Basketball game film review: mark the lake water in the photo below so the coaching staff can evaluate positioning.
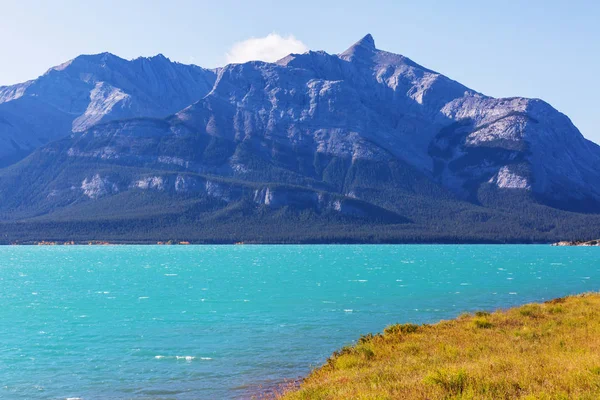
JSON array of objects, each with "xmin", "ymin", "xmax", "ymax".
[{"xmin": 1, "ymin": 245, "xmax": 599, "ymax": 399}]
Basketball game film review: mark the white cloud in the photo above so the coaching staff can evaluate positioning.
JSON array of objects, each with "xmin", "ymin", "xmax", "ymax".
[{"xmin": 225, "ymin": 33, "xmax": 308, "ymax": 64}]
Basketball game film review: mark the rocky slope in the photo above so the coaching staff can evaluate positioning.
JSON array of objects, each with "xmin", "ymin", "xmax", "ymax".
[{"xmin": 0, "ymin": 34, "xmax": 599, "ymax": 243}]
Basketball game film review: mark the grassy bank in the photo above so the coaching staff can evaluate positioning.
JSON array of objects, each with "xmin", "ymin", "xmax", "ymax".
[{"xmin": 279, "ymin": 293, "xmax": 600, "ymax": 400}]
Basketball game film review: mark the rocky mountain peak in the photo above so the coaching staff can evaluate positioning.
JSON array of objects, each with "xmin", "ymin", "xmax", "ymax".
[
  {"xmin": 339, "ymin": 34, "xmax": 377, "ymax": 60},
  {"xmin": 355, "ymin": 33, "xmax": 376, "ymax": 50}
]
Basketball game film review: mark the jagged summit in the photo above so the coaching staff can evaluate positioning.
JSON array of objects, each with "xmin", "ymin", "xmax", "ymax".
[
  {"xmin": 134, "ymin": 53, "xmax": 172, "ymax": 63},
  {"xmin": 44, "ymin": 52, "xmax": 124, "ymax": 74},
  {"xmin": 354, "ymin": 33, "xmax": 376, "ymax": 50},
  {"xmin": 71, "ymin": 51, "xmax": 122, "ymax": 64},
  {"xmin": 339, "ymin": 34, "xmax": 377, "ymax": 60}
]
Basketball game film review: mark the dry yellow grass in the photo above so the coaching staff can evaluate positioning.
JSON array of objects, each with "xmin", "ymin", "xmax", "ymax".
[{"xmin": 279, "ymin": 293, "xmax": 600, "ymax": 400}]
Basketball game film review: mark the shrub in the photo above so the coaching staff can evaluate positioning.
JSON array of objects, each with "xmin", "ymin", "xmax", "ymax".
[
  {"xmin": 357, "ymin": 346, "xmax": 375, "ymax": 360},
  {"xmin": 401, "ymin": 343, "xmax": 421, "ymax": 355},
  {"xmin": 425, "ymin": 369, "xmax": 469, "ymax": 395},
  {"xmin": 384, "ymin": 323, "xmax": 419, "ymax": 335},
  {"xmin": 519, "ymin": 304, "xmax": 543, "ymax": 318},
  {"xmin": 473, "ymin": 319, "xmax": 493, "ymax": 329},
  {"xmin": 548, "ymin": 306, "xmax": 564, "ymax": 314},
  {"xmin": 357, "ymin": 333, "xmax": 381, "ymax": 344}
]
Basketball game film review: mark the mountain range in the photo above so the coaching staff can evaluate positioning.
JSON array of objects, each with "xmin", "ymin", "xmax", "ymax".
[{"xmin": 1, "ymin": 34, "xmax": 599, "ymax": 244}]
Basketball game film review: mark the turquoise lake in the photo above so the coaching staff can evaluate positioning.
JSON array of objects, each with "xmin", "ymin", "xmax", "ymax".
[{"xmin": 1, "ymin": 245, "xmax": 599, "ymax": 399}]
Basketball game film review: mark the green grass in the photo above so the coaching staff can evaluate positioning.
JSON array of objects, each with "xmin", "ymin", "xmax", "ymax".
[{"xmin": 279, "ymin": 293, "xmax": 600, "ymax": 400}]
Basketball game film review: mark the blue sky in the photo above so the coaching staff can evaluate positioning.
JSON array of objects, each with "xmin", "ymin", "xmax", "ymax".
[{"xmin": 1, "ymin": 0, "xmax": 599, "ymax": 142}]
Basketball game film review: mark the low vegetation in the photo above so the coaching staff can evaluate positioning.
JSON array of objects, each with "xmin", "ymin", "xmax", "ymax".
[{"xmin": 279, "ymin": 293, "xmax": 600, "ymax": 400}]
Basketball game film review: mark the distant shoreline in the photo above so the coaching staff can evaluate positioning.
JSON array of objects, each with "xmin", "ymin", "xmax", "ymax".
[
  {"xmin": 552, "ymin": 239, "xmax": 600, "ymax": 246},
  {"xmin": 1, "ymin": 240, "xmax": 569, "ymax": 246}
]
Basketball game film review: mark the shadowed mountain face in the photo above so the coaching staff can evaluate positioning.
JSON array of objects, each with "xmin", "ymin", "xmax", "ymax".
[{"xmin": 1, "ymin": 34, "xmax": 600, "ymax": 243}]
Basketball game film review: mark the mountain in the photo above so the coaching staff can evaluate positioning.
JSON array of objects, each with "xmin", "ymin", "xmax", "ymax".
[
  {"xmin": 0, "ymin": 53, "xmax": 217, "ymax": 166},
  {"xmin": 1, "ymin": 34, "xmax": 600, "ymax": 244}
]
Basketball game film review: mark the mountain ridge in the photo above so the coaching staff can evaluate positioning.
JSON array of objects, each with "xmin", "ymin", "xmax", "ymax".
[
  {"xmin": 0, "ymin": 52, "xmax": 217, "ymax": 166},
  {"xmin": 1, "ymin": 34, "xmax": 599, "ymax": 243}
]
